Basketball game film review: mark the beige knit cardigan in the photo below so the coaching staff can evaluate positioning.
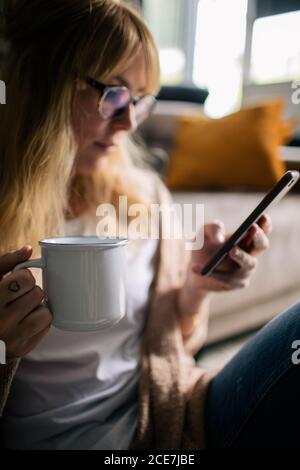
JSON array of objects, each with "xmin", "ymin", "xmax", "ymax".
[{"xmin": 0, "ymin": 175, "xmax": 217, "ymax": 449}]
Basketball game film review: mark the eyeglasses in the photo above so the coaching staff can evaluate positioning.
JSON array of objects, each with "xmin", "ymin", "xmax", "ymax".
[{"xmin": 85, "ymin": 77, "xmax": 156, "ymax": 125}]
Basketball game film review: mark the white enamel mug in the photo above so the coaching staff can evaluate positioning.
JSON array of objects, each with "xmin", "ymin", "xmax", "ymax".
[{"xmin": 13, "ymin": 236, "xmax": 128, "ymax": 332}]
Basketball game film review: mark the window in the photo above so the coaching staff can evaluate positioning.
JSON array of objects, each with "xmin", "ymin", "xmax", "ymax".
[
  {"xmin": 142, "ymin": 0, "xmax": 300, "ymax": 119},
  {"xmin": 193, "ymin": 0, "xmax": 248, "ymax": 117},
  {"xmin": 250, "ymin": 10, "xmax": 300, "ymax": 84},
  {"xmin": 143, "ymin": 0, "xmax": 248, "ymax": 117}
]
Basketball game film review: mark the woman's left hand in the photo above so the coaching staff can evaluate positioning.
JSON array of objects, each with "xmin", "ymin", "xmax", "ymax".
[{"xmin": 187, "ymin": 214, "xmax": 272, "ymax": 294}]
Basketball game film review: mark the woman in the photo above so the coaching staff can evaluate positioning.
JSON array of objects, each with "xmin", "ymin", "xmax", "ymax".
[{"xmin": 0, "ymin": 0, "xmax": 299, "ymax": 450}]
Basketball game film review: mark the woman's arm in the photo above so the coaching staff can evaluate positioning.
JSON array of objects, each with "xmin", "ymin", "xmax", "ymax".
[
  {"xmin": 177, "ymin": 284, "xmax": 212, "ymax": 338},
  {"xmin": 177, "ymin": 286, "xmax": 212, "ymax": 356}
]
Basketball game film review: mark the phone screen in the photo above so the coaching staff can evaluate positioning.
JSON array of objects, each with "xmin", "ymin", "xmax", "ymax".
[{"xmin": 201, "ymin": 170, "xmax": 300, "ymax": 277}]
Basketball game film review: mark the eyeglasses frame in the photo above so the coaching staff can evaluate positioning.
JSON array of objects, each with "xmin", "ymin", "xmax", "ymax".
[{"xmin": 85, "ymin": 76, "xmax": 156, "ymax": 123}]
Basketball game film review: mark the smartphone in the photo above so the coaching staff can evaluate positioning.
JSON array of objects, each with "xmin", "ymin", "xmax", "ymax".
[{"xmin": 201, "ymin": 170, "xmax": 300, "ymax": 277}]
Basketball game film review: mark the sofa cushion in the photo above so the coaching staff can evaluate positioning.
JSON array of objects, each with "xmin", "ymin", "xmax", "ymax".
[
  {"xmin": 166, "ymin": 100, "xmax": 293, "ymax": 191},
  {"xmin": 137, "ymin": 100, "xmax": 205, "ymax": 154}
]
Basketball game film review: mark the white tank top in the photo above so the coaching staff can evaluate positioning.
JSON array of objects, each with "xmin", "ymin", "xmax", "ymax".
[{"xmin": 1, "ymin": 213, "xmax": 158, "ymax": 449}]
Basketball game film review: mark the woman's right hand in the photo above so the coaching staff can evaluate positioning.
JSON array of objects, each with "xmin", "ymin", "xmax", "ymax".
[{"xmin": 0, "ymin": 246, "xmax": 52, "ymax": 361}]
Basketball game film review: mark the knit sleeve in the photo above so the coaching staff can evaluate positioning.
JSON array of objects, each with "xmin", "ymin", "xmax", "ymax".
[{"xmin": 153, "ymin": 174, "xmax": 210, "ymax": 355}]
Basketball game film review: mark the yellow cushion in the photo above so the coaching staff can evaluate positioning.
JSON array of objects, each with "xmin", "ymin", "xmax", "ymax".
[{"xmin": 165, "ymin": 100, "xmax": 293, "ymax": 190}]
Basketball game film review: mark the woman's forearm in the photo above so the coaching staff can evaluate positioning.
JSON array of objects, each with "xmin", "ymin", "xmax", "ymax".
[{"xmin": 177, "ymin": 283, "xmax": 212, "ymax": 338}]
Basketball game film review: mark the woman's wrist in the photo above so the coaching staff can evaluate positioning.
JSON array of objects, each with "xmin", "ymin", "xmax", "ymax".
[{"xmin": 177, "ymin": 283, "xmax": 212, "ymax": 337}]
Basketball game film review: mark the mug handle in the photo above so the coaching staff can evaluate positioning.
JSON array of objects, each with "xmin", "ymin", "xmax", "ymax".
[
  {"xmin": 12, "ymin": 258, "xmax": 48, "ymax": 307},
  {"xmin": 12, "ymin": 258, "xmax": 46, "ymax": 272}
]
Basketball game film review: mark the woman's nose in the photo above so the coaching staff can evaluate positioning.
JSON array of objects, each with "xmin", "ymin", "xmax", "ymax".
[{"xmin": 113, "ymin": 104, "xmax": 138, "ymax": 133}]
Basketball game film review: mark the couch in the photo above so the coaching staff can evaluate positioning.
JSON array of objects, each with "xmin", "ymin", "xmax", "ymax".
[{"xmin": 137, "ymin": 101, "xmax": 300, "ymax": 345}]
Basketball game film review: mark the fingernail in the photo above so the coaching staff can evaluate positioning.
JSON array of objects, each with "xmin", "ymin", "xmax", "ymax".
[
  {"xmin": 217, "ymin": 230, "xmax": 225, "ymax": 243},
  {"xmin": 230, "ymin": 247, "xmax": 237, "ymax": 256},
  {"xmin": 16, "ymin": 246, "xmax": 32, "ymax": 255},
  {"xmin": 8, "ymin": 248, "xmax": 23, "ymax": 255}
]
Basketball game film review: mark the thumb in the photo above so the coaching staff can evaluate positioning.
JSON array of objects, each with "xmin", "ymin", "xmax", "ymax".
[
  {"xmin": 0, "ymin": 246, "xmax": 32, "ymax": 278},
  {"xmin": 204, "ymin": 220, "xmax": 225, "ymax": 244}
]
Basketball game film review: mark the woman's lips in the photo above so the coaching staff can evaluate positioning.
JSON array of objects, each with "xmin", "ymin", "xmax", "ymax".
[{"xmin": 94, "ymin": 142, "xmax": 116, "ymax": 153}]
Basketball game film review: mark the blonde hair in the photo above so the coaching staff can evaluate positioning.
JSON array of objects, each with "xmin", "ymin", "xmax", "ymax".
[{"xmin": 0, "ymin": 0, "xmax": 160, "ymax": 254}]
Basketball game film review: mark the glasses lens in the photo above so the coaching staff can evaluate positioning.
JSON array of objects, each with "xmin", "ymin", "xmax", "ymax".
[
  {"xmin": 101, "ymin": 88, "xmax": 131, "ymax": 119},
  {"xmin": 134, "ymin": 96, "xmax": 156, "ymax": 124}
]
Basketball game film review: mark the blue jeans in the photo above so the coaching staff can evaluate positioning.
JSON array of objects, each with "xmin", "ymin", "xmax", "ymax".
[{"xmin": 204, "ymin": 301, "xmax": 300, "ymax": 449}]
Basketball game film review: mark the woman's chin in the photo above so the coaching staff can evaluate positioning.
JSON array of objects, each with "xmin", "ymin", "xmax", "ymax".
[{"xmin": 74, "ymin": 155, "xmax": 109, "ymax": 175}]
